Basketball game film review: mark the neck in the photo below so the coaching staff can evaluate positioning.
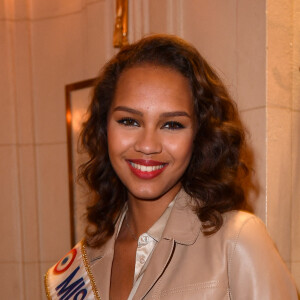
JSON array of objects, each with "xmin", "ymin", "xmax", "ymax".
[{"xmin": 126, "ymin": 185, "xmax": 181, "ymax": 237}]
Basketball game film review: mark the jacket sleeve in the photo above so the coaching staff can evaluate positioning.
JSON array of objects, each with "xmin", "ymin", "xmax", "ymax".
[{"xmin": 228, "ymin": 216, "xmax": 299, "ymax": 300}]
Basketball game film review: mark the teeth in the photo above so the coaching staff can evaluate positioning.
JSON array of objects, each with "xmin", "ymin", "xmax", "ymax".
[{"xmin": 129, "ymin": 162, "xmax": 165, "ymax": 172}]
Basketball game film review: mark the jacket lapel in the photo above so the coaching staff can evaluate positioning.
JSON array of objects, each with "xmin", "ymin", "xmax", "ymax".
[
  {"xmin": 133, "ymin": 189, "xmax": 202, "ymax": 299},
  {"xmin": 132, "ymin": 238, "xmax": 175, "ymax": 300}
]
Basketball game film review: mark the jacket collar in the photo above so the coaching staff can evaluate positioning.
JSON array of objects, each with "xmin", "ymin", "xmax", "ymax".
[
  {"xmin": 87, "ymin": 188, "xmax": 201, "ymax": 255},
  {"xmin": 162, "ymin": 188, "xmax": 202, "ymax": 245}
]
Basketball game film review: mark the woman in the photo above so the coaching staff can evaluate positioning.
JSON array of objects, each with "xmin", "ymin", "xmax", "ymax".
[{"xmin": 45, "ymin": 35, "xmax": 298, "ymax": 299}]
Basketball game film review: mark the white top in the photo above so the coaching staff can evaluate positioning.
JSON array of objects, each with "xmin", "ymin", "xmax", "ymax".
[{"xmin": 116, "ymin": 200, "xmax": 175, "ymax": 300}]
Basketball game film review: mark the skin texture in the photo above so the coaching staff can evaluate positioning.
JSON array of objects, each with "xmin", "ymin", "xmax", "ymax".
[{"xmin": 107, "ymin": 65, "xmax": 196, "ymax": 300}]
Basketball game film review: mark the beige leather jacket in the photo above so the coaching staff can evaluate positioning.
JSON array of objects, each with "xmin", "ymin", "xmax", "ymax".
[{"xmin": 86, "ymin": 189, "xmax": 298, "ymax": 299}]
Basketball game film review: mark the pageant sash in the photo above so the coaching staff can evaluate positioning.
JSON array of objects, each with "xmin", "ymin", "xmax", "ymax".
[{"xmin": 45, "ymin": 240, "xmax": 101, "ymax": 300}]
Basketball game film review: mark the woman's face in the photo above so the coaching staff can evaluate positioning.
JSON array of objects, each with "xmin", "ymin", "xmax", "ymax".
[{"xmin": 107, "ymin": 65, "xmax": 196, "ymax": 202}]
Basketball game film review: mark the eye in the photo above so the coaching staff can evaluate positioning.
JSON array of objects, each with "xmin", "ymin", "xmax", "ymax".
[
  {"xmin": 117, "ymin": 117, "xmax": 139, "ymax": 127},
  {"xmin": 162, "ymin": 121, "xmax": 185, "ymax": 130}
]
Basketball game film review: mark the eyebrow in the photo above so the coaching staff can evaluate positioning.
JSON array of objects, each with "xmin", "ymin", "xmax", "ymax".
[
  {"xmin": 160, "ymin": 111, "xmax": 191, "ymax": 118},
  {"xmin": 113, "ymin": 106, "xmax": 143, "ymax": 116},
  {"xmin": 112, "ymin": 106, "xmax": 191, "ymax": 118}
]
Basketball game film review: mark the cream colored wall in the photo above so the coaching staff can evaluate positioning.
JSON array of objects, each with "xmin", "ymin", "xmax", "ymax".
[
  {"xmin": 0, "ymin": 1, "xmax": 115, "ymax": 298},
  {"xmin": 291, "ymin": 0, "xmax": 300, "ymax": 288},
  {"xmin": 266, "ymin": 0, "xmax": 293, "ymax": 272},
  {"xmin": 266, "ymin": 0, "xmax": 300, "ymax": 288},
  {"xmin": 0, "ymin": 0, "xmax": 299, "ymax": 298}
]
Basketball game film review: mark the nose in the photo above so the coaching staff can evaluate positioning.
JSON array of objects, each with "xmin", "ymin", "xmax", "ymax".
[{"xmin": 134, "ymin": 128, "xmax": 162, "ymax": 154}]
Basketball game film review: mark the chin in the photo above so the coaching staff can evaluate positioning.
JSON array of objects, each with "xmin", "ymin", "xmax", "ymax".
[
  {"xmin": 128, "ymin": 185, "xmax": 167, "ymax": 201},
  {"xmin": 127, "ymin": 181, "xmax": 181, "ymax": 202}
]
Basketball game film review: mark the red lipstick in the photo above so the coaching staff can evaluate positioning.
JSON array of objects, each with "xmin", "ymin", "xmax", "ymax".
[{"xmin": 126, "ymin": 159, "xmax": 168, "ymax": 179}]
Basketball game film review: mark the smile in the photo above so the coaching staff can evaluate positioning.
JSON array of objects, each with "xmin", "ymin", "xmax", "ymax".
[
  {"xmin": 129, "ymin": 162, "xmax": 165, "ymax": 172},
  {"xmin": 126, "ymin": 159, "xmax": 168, "ymax": 179}
]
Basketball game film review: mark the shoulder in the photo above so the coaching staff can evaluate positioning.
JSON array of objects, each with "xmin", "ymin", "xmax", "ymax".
[
  {"xmin": 206, "ymin": 210, "xmax": 287, "ymax": 274},
  {"xmin": 221, "ymin": 210, "xmax": 266, "ymax": 239},
  {"xmin": 199, "ymin": 210, "xmax": 276, "ymax": 263},
  {"xmin": 207, "ymin": 210, "xmax": 268, "ymax": 248},
  {"xmin": 222, "ymin": 210, "xmax": 263, "ymax": 231},
  {"xmin": 219, "ymin": 210, "xmax": 275, "ymax": 257},
  {"xmin": 220, "ymin": 212, "xmax": 298, "ymax": 298}
]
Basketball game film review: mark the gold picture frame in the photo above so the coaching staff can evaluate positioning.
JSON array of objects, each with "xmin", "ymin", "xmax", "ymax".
[{"xmin": 65, "ymin": 78, "xmax": 96, "ymax": 247}]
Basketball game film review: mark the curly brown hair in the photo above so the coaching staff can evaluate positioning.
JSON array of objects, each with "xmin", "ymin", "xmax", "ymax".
[{"xmin": 80, "ymin": 34, "xmax": 248, "ymax": 247}]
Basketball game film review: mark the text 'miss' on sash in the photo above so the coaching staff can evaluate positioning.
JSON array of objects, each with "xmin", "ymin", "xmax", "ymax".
[{"xmin": 45, "ymin": 241, "xmax": 101, "ymax": 300}]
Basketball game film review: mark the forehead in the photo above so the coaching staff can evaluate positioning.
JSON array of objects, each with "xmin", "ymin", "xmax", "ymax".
[{"xmin": 112, "ymin": 65, "xmax": 193, "ymax": 112}]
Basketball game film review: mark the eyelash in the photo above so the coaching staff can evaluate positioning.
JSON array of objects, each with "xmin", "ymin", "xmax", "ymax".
[
  {"xmin": 117, "ymin": 117, "xmax": 139, "ymax": 127},
  {"xmin": 117, "ymin": 118, "xmax": 185, "ymax": 130},
  {"xmin": 163, "ymin": 121, "xmax": 185, "ymax": 130}
]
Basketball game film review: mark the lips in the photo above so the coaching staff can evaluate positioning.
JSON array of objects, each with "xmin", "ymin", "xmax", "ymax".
[{"xmin": 126, "ymin": 159, "xmax": 168, "ymax": 179}]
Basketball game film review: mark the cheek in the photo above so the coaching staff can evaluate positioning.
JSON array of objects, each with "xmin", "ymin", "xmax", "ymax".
[
  {"xmin": 165, "ymin": 133, "xmax": 194, "ymax": 164},
  {"xmin": 107, "ymin": 123, "xmax": 134, "ymax": 157}
]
